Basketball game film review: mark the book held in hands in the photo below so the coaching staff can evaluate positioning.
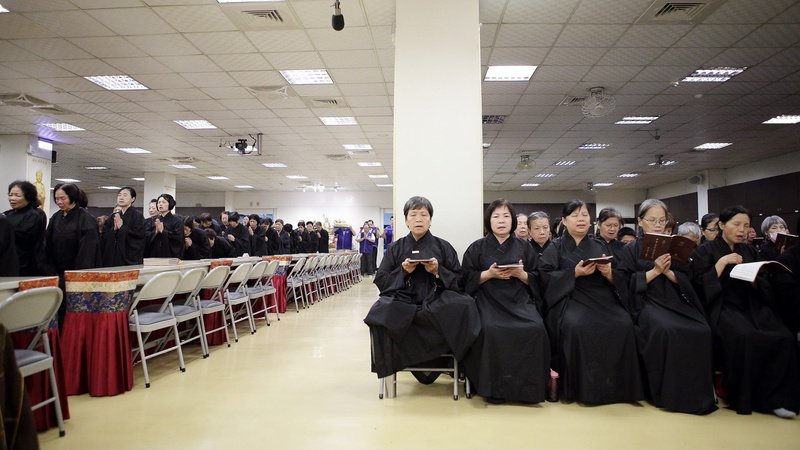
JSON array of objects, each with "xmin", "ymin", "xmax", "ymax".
[
  {"xmin": 639, "ymin": 233, "xmax": 696, "ymax": 264},
  {"xmin": 729, "ymin": 260, "xmax": 792, "ymax": 282},
  {"xmin": 774, "ymin": 232, "xmax": 798, "ymax": 250}
]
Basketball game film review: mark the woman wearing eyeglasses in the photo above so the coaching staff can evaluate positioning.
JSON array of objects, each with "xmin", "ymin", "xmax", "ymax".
[
  {"xmin": 619, "ymin": 199, "xmax": 716, "ymax": 415},
  {"xmin": 594, "ymin": 207, "xmax": 625, "ymax": 259},
  {"xmin": 700, "ymin": 213, "xmax": 719, "ymax": 243}
]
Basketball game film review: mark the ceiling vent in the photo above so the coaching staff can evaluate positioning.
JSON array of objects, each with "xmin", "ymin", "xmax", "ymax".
[
  {"xmin": 247, "ymin": 85, "xmax": 294, "ymax": 99},
  {"xmin": 0, "ymin": 93, "xmax": 73, "ymax": 114},
  {"xmin": 346, "ymin": 149, "xmax": 374, "ymax": 157},
  {"xmin": 324, "ymin": 154, "xmax": 351, "ymax": 161},
  {"xmin": 559, "ymin": 95, "xmax": 587, "ymax": 106},
  {"xmin": 636, "ymin": 1, "xmax": 726, "ymax": 25},
  {"xmin": 482, "ymin": 115, "xmax": 507, "ymax": 124},
  {"xmin": 302, "ymin": 97, "xmax": 346, "ymax": 108},
  {"xmin": 220, "ymin": 4, "xmax": 300, "ymax": 30},
  {"xmin": 161, "ymin": 156, "xmax": 195, "ymax": 164}
]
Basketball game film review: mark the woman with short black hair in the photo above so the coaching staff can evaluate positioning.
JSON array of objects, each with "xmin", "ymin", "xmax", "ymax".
[
  {"xmin": 101, "ymin": 186, "xmax": 146, "ymax": 267},
  {"xmin": 146, "ymin": 193, "xmax": 183, "ymax": 258},
  {"xmin": 5, "ymin": 180, "xmax": 47, "ymax": 275}
]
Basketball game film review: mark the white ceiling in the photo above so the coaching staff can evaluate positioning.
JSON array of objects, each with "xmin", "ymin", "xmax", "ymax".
[{"xmin": 0, "ymin": 0, "xmax": 798, "ymax": 195}]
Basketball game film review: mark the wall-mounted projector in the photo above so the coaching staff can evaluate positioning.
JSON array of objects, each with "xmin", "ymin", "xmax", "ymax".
[{"xmin": 221, "ymin": 133, "xmax": 262, "ymax": 156}]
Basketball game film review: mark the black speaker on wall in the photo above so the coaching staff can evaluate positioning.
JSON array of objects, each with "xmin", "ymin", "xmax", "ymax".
[{"xmin": 51, "ymin": 150, "xmax": 57, "ymax": 164}]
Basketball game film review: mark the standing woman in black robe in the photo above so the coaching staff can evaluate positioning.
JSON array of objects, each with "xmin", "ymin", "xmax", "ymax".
[
  {"xmin": 182, "ymin": 216, "xmax": 212, "ymax": 260},
  {"xmin": 690, "ymin": 205, "xmax": 799, "ymax": 418},
  {"xmin": 45, "ymin": 183, "xmax": 102, "ymax": 326},
  {"xmin": 5, "ymin": 180, "xmax": 47, "ymax": 275},
  {"xmin": 619, "ymin": 199, "xmax": 716, "ymax": 415},
  {"xmin": 0, "ymin": 213, "xmax": 19, "ymax": 276},
  {"xmin": 461, "ymin": 199, "xmax": 550, "ymax": 404},
  {"xmin": 364, "ymin": 196, "xmax": 480, "ymax": 383},
  {"xmin": 594, "ymin": 207, "xmax": 625, "ymax": 259},
  {"xmin": 101, "ymin": 186, "xmax": 146, "ymax": 267},
  {"xmin": 538, "ymin": 199, "xmax": 642, "ymax": 404},
  {"xmin": 146, "ymin": 193, "xmax": 183, "ymax": 259},
  {"xmin": 225, "ymin": 212, "xmax": 251, "ymax": 257},
  {"xmin": 248, "ymin": 214, "xmax": 268, "ymax": 256}
]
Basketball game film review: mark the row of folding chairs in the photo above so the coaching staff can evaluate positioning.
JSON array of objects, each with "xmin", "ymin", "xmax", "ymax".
[{"xmin": 286, "ymin": 253, "xmax": 363, "ymax": 312}]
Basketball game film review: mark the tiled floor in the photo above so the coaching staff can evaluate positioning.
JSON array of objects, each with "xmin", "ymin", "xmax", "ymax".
[{"xmin": 40, "ymin": 279, "xmax": 800, "ymax": 449}]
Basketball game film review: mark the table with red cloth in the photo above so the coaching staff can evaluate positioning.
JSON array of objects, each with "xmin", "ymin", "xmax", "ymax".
[
  {"xmin": 1, "ymin": 276, "xmax": 71, "ymax": 432},
  {"xmin": 265, "ymin": 255, "xmax": 292, "ymax": 313}
]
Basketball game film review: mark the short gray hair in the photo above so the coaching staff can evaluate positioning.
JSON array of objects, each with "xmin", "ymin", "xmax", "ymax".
[
  {"xmin": 761, "ymin": 215, "xmax": 787, "ymax": 235},
  {"xmin": 403, "ymin": 196, "xmax": 433, "ymax": 219},
  {"xmin": 638, "ymin": 198, "xmax": 668, "ymax": 219},
  {"xmin": 677, "ymin": 221, "xmax": 701, "ymax": 237}
]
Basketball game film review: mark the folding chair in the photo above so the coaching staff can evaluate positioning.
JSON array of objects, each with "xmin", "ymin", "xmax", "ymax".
[
  {"xmin": 301, "ymin": 257, "xmax": 319, "ymax": 306},
  {"xmin": 196, "ymin": 265, "xmax": 232, "ymax": 350},
  {"xmin": 243, "ymin": 261, "xmax": 269, "ymax": 331},
  {"xmin": 251, "ymin": 259, "xmax": 280, "ymax": 326},
  {"xmin": 129, "ymin": 271, "xmax": 185, "ymax": 388},
  {"xmin": 223, "ymin": 263, "xmax": 255, "ymax": 342},
  {"xmin": 0, "ymin": 286, "xmax": 66, "ymax": 436},
  {"xmin": 169, "ymin": 268, "xmax": 209, "ymax": 358},
  {"xmin": 286, "ymin": 257, "xmax": 307, "ymax": 312}
]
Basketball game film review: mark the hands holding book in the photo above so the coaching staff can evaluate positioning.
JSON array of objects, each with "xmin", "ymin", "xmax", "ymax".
[
  {"xmin": 482, "ymin": 261, "xmax": 528, "ymax": 285},
  {"xmin": 647, "ymin": 253, "xmax": 678, "ymax": 284},
  {"xmin": 576, "ymin": 255, "xmax": 613, "ymax": 282}
]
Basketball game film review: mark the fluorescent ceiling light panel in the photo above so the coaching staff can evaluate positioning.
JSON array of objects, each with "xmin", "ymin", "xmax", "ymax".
[
  {"xmin": 343, "ymin": 144, "xmax": 372, "ymax": 150},
  {"xmin": 593, "ymin": 183, "xmax": 614, "ymax": 187},
  {"xmin": 85, "ymin": 166, "xmax": 107, "ymax": 170},
  {"xmin": 521, "ymin": 183, "xmax": 540, "ymax": 187},
  {"xmin": 368, "ymin": 174, "xmax": 389, "ymax": 179},
  {"xmin": 280, "ymin": 69, "xmax": 333, "ymax": 85},
  {"xmin": 649, "ymin": 160, "xmax": 677, "ymax": 166},
  {"xmin": 357, "ymin": 162, "xmax": 382, "ymax": 167},
  {"xmin": 286, "ymin": 175, "xmax": 307, "ymax": 179},
  {"xmin": 482, "ymin": 143, "xmax": 491, "ymax": 149},
  {"xmin": 554, "ymin": 161, "xmax": 577, "ymax": 166},
  {"xmin": 234, "ymin": 185, "xmax": 253, "ymax": 189},
  {"xmin": 218, "ymin": 0, "xmax": 283, "ymax": 3},
  {"xmin": 484, "ymin": 65, "xmax": 537, "ymax": 81},
  {"xmin": 174, "ymin": 120, "xmax": 216, "ymax": 129},
  {"xmin": 100, "ymin": 186, "xmax": 122, "ymax": 190},
  {"xmin": 207, "ymin": 176, "xmax": 229, "ymax": 180},
  {"xmin": 375, "ymin": 184, "xmax": 393, "ymax": 187},
  {"xmin": 85, "ymin": 75, "xmax": 148, "ymax": 90},
  {"xmin": 763, "ymin": 115, "xmax": 800, "ymax": 124},
  {"xmin": 117, "ymin": 147, "xmax": 151, "ymax": 154},
  {"xmin": 0, "ymin": 5, "xmax": 10, "ymax": 13},
  {"xmin": 579, "ymin": 143, "xmax": 610, "ymax": 150},
  {"xmin": 682, "ymin": 67, "xmax": 746, "ymax": 83},
  {"xmin": 616, "ymin": 116, "xmax": 659, "ymax": 125},
  {"xmin": 694, "ymin": 142, "xmax": 732, "ymax": 150},
  {"xmin": 618, "ymin": 173, "xmax": 639, "ymax": 178},
  {"xmin": 262, "ymin": 163, "xmax": 288, "ymax": 168},
  {"xmin": 170, "ymin": 164, "xmax": 196, "ymax": 169},
  {"xmin": 56, "ymin": 178, "xmax": 80, "ymax": 183},
  {"xmin": 132, "ymin": 177, "xmax": 145, "ymax": 181},
  {"xmin": 320, "ymin": 117, "xmax": 357, "ymax": 126},
  {"xmin": 42, "ymin": 123, "xmax": 84, "ymax": 131},
  {"xmin": 535, "ymin": 173, "xmax": 556, "ymax": 178}
]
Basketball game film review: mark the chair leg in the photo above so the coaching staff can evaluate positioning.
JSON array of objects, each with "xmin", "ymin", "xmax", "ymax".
[
  {"xmin": 173, "ymin": 322, "xmax": 186, "ymax": 372},
  {"xmin": 135, "ymin": 328, "xmax": 151, "ymax": 388},
  {"xmin": 245, "ymin": 299, "xmax": 256, "ymax": 334},
  {"xmin": 227, "ymin": 303, "xmax": 240, "ymax": 342},
  {"xmin": 47, "ymin": 365, "xmax": 66, "ymax": 436},
  {"xmin": 196, "ymin": 315, "xmax": 209, "ymax": 358}
]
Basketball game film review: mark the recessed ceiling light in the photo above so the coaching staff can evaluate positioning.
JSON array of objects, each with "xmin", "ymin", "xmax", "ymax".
[
  {"xmin": 343, "ymin": 144, "xmax": 372, "ymax": 150},
  {"xmin": 763, "ymin": 115, "xmax": 800, "ymax": 124},
  {"xmin": 616, "ymin": 116, "xmax": 659, "ymax": 125},
  {"xmin": 554, "ymin": 160, "xmax": 577, "ymax": 166},
  {"xmin": 375, "ymin": 184, "xmax": 393, "ymax": 188},
  {"xmin": 117, "ymin": 147, "xmax": 151, "ymax": 154},
  {"xmin": 0, "ymin": 5, "xmax": 9, "ymax": 13},
  {"xmin": 262, "ymin": 162, "xmax": 288, "ymax": 168},
  {"xmin": 618, "ymin": 173, "xmax": 639, "ymax": 178},
  {"xmin": 535, "ymin": 173, "xmax": 556, "ymax": 178},
  {"xmin": 132, "ymin": 177, "xmax": 145, "ymax": 181},
  {"xmin": 85, "ymin": 75, "xmax": 149, "ymax": 90},
  {"xmin": 320, "ymin": 117, "xmax": 357, "ymax": 126},
  {"xmin": 286, "ymin": 175, "xmax": 308, "ymax": 179},
  {"xmin": 100, "ymin": 186, "xmax": 122, "ymax": 190},
  {"xmin": 38, "ymin": 139, "xmax": 53, "ymax": 151},
  {"xmin": 521, "ymin": 183, "xmax": 540, "ymax": 187},
  {"xmin": 369, "ymin": 174, "xmax": 389, "ymax": 179},
  {"xmin": 649, "ymin": 160, "xmax": 677, "ymax": 166},
  {"xmin": 482, "ymin": 143, "xmax": 491, "ymax": 149},
  {"xmin": 234, "ymin": 185, "xmax": 253, "ymax": 189},
  {"xmin": 484, "ymin": 65, "xmax": 537, "ymax": 82},
  {"xmin": 593, "ymin": 183, "xmax": 614, "ymax": 187},
  {"xmin": 174, "ymin": 120, "xmax": 216, "ymax": 129},
  {"xmin": 85, "ymin": 166, "xmax": 107, "ymax": 170},
  {"xmin": 357, "ymin": 162, "xmax": 382, "ymax": 167},
  {"xmin": 207, "ymin": 176, "xmax": 229, "ymax": 180},
  {"xmin": 681, "ymin": 67, "xmax": 746, "ymax": 83},
  {"xmin": 279, "ymin": 69, "xmax": 333, "ymax": 85},
  {"xmin": 694, "ymin": 142, "xmax": 732, "ymax": 150},
  {"xmin": 170, "ymin": 164, "xmax": 196, "ymax": 169},
  {"xmin": 56, "ymin": 178, "xmax": 80, "ymax": 183},
  {"xmin": 42, "ymin": 123, "xmax": 85, "ymax": 131},
  {"xmin": 579, "ymin": 143, "xmax": 610, "ymax": 150}
]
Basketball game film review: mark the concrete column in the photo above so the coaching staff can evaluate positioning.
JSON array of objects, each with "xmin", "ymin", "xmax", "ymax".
[
  {"xmin": 144, "ymin": 172, "xmax": 176, "ymax": 214},
  {"xmin": 393, "ymin": 0, "xmax": 483, "ymax": 257},
  {"xmin": 0, "ymin": 135, "xmax": 53, "ymax": 217}
]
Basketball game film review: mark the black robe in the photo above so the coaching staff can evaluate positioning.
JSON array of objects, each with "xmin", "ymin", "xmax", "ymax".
[
  {"xmin": 774, "ymin": 241, "xmax": 800, "ymax": 336},
  {"xmin": 225, "ymin": 223, "xmax": 251, "ymax": 257},
  {"xmin": 278, "ymin": 230, "xmax": 291, "ymax": 254},
  {"xmin": 318, "ymin": 229, "xmax": 330, "ymax": 253},
  {"xmin": 249, "ymin": 225, "xmax": 268, "ymax": 257},
  {"xmin": 0, "ymin": 214, "xmax": 19, "ymax": 276},
  {"xmin": 146, "ymin": 212, "xmax": 184, "ymax": 259},
  {"xmin": 3, "ymin": 204, "xmax": 46, "ymax": 276},
  {"xmin": 305, "ymin": 229, "xmax": 319, "ymax": 253},
  {"xmin": 183, "ymin": 227, "xmax": 212, "ymax": 260},
  {"xmin": 45, "ymin": 206, "xmax": 101, "ymax": 275},
  {"xmin": 290, "ymin": 230, "xmax": 303, "ymax": 254},
  {"xmin": 619, "ymin": 238, "xmax": 716, "ymax": 414},
  {"xmin": 265, "ymin": 227, "xmax": 282, "ymax": 255},
  {"xmin": 758, "ymin": 239, "xmax": 781, "ymax": 261},
  {"xmin": 538, "ymin": 233, "xmax": 642, "ymax": 404},
  {"xmin": 461, "ymin": 234, "xmax": 550, "ymax": 403},
  {"xmin": 364, "ymin": 230, "xmax": 480, "ymax": 379},
  {"xmin": 210, "ymin": 236, "xmax": 235, "ymax": 258},
  {"xmin": 100, "ymin": 207, "xmax": 146, "ymax": 267},
  {"xmin": 690, "ymin": 236, "xmax": 800, "ymax": 415},
  {"xmin": 531, "ymin": 239, "xmax": 551, "ymax": 257},
  {"xmin": 595, "ymin": 236, "xmax": 626, "ymax": 260}
]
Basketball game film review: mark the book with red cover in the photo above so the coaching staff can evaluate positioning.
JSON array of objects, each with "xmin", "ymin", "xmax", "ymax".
[
  {"xmin": 639, "ymin": 233, "xmax": 696, "ymax": 264},
  {"xmin": 774, "ymin": 232, "xmax": 798, "ymax": 250}
]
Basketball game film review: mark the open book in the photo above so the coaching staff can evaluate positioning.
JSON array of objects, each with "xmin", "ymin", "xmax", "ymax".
[
  {"xmin": 583, "ymin": 256, "xmax": 613, "ymax": 265},
  {"xmin": 639, "ymin": 233, "xmax": 696, "ymax": 264},
  {"xmin": 729, "ymin": 260, "xmax": 792, "ymax": 282},
  {"xmin": 774, "ymin": 232, "xmax": 799, "ymax": 250}
]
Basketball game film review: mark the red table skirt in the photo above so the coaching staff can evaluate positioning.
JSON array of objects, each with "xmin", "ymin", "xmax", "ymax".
[
  {"xmin": 270, "ymin": 275, "xmax": 287, "ymax": 313},
  {"xmin": 61, "ymin": 311, "xmax": 134, "ymax": 396},
  {"xmin": 11, "ymin": 328, "xmax": 71, "ymax": 432}
]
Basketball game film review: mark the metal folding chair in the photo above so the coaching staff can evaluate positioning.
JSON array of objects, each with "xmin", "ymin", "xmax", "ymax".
[{"xmin": 251, "ymin": 259, "xmax": 280, "ymax": 325}]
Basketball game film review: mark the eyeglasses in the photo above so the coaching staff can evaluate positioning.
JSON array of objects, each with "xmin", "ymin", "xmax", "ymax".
[
  {"xmin": 642, "ymin": 217, "xmax": 667, "ymax": 225},
  {"xmin": 705, "ymin": 228, "xmax": 719, "ymax": 233}
]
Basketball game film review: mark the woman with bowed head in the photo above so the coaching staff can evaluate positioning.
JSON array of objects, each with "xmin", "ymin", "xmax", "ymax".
[
  {"xmin": 538, "ymin": 199, "xmax": 642, "ymax": 404},
  {"xmin": 690, "ymin": 205, "xmax": 799, "ymax": 418},
  {"xmin": 145, "ymin": 193, "xmax": 183, "ymax": 259},
  {"xmin": 619, "ymin": 199, "xmax": 716, "ymax": 415},
  {"xmin": 461, "ymin": 199, "xmax": 549, "ymax": 405},
  {"xmin": 101, "ymin": 186, "xmax": 146, "ymax": 267},
  {"xmin": 5, "ymin": 180, "xmax": 47, "ymax": 275},
  {"xmin": 700, "ymin": 213, "xmax": 719, "ymax": 243},
  {"xmin": 364, "ymin": 196, "xmax": 480, "ymax": 384},
  {"xmin": 182, "ymin": 216, "xmax": 212, "ymax": 260}
]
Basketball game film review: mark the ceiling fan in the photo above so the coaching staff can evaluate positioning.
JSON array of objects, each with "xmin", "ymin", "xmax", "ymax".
[
  {"xmin": 516, "ymin": 155, "xmax": 535, "ymax": 170},
  {"xmin": 583, "ymin": 182, "xmax": 597, "ymax": 195},
  {"xmin": 581, "ymin": 87, "xmax": 616, "ymax": 118}
]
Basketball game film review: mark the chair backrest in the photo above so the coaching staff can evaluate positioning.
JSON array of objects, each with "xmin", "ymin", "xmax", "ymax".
[
  {"xmin": 263, "ymin": 259, "xmax": 279, "ymax": 278},
  {"xmin": 248, "ymin": 261, "xmax": 269, "ymax": 284},
  {"xmin": 131, "ymin": 271, "xmax": 182, "ymax": 312},
  {"xmin": 291, "ymin": 258, "xmax": 306, "ymax": 278},
  {"xmin": 0, "ymin": 287, "xmax": 62, "ymax": 337},
  {"xmin": 304, "ymin": 257, "xmax": 318, "ymax": 273},
  {"xmin": 224, "ymin": 263, "xmax": 253, "ymax": 292},
  {"xmin": 199, "ymin": 265, "xmax": 231, "ymax": 302},
  {"xmin": 174, "ymin": 268, "xmax": 207, "ymax": 305}
]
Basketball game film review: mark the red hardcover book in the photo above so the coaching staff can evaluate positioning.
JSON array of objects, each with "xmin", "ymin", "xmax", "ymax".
[{"xmin": 639, "ymin": 233, "xmax": 696, "ymax": 264}]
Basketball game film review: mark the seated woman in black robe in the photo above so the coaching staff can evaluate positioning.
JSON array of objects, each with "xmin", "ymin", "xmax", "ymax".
[
  {"xmin": 538, "ymin": 199, "xmax": 642, "ymax": 404},
  {"xmin": 364, "ymin": 196, "xmax": 480, "ymax": 383},
  {"xmin": 619, "ymin": 199, "xmax": 716, "ymax": 415},
  {"xmin": 5, "ymin": 180, "xmax": 47, "ymax": 275},
  {"xmin": 183, "ymin": 216, "xmax": 212, "ymax": 260},
  {"xmin": 145, "ymin": 193, "xmax": 183, "ymax": 259},
  {"xmin": 101, "ymin": 186, "xmax": 146, "ymax": 267},
  {"xmin": 528, "ymin": 211, "xmax": 551, "ymax": 256},
  {"xmin": 690, "ymin": 205, "xmax": 799, "ymax": 418},
  {"xmin": 206, "ymin": 228, "xmax": 235, "ymax": 258},
  {"xmin": 758, "ymin": 215, "xmax": 790, "ymax": 261},
  {"xmin": 461, "ymin": 199, "xmax": 549, "ymax": 404},
  {"xmin": 594, "ymin": 207, "xmax": 625, "ymax": 259}
]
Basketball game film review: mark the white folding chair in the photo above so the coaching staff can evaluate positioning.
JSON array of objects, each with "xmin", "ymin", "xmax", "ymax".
[
  {"xmin": 302, "ymin": 257, "xmax": 319, "ymax": 306},
  {"xmin": 223, "ymin": 263, "xmax": 255, "ymax": 342},
  {"xmin": 244, "ymin": 261, "xmax": 269, "ymax": 330},
  {"xmin": 251, "ymin": 259, "xmax": 280, "ymax": 325},
  {"xmin": 196, "ymin": 265, "xmax": 232, "ymax": 350},
  {"xmin": 129, "ymin": 271, "xmax": 185, "ymax": 388},
  {"xmin": 0, "ymin": 286, "xmax": 66, "ymax": 436},
  {"xmin": 169, "ymin": 268, "xmax": 209, "ymax": 358},
  {"xmin": 286, "ymin": 257, "xmax": 307, "ymax": 312},
  {"xmin": 316, "ymin": 255, "xmax": 331, "ymax": 299}
]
